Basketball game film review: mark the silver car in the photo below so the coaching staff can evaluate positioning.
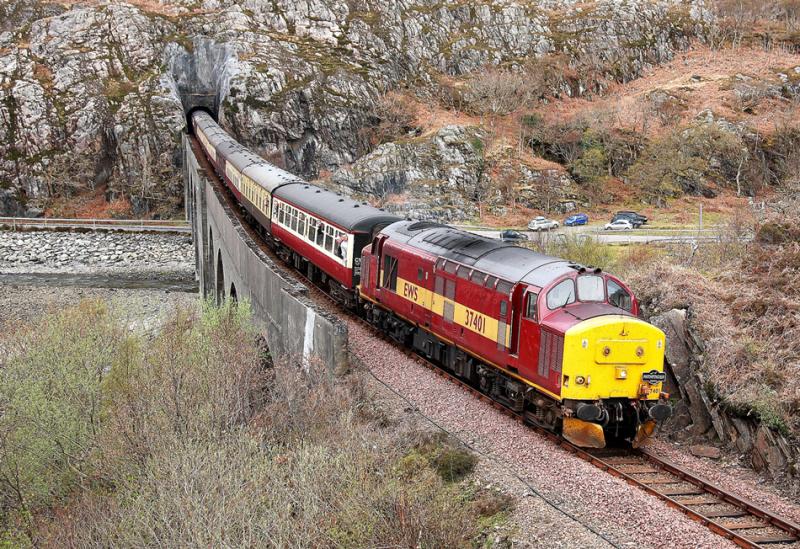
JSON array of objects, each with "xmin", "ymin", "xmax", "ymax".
[{"xmin": 527, "ymin": 216, "xmax": 559, "ymax": 231}]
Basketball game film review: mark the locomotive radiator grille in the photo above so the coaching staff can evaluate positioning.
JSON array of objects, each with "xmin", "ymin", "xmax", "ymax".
[{"xmin": 538, "ymin": 330, "xmax": 564, "ymax": 379}]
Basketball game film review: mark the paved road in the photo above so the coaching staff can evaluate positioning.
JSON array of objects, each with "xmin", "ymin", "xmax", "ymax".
[{"xmin": 460, "ymin": 227, "xmax": 720, "ymax": 245}]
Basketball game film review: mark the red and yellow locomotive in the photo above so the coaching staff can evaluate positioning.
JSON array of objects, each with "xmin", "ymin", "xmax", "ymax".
[
  {"xmin": 358, "ymin": 221, "xmax": 671, "ymax": 447},
  {"xmin": 192, "ymin": 110, "xmax": 671, "ymax": 448}
]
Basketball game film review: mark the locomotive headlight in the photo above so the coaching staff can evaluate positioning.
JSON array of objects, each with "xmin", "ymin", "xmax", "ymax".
[
  {"xmin": 575, "ymin": 376, "xmax": 586, "ymax": 385},
  {"xmin": 615, "ymin": 367, "xmax": 627, "ymax": 380}
]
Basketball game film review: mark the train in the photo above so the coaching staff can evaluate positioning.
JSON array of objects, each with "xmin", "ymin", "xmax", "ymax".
[{"xmin": 191, "ymin": 110, "xmax": 672, "ymax": 448}]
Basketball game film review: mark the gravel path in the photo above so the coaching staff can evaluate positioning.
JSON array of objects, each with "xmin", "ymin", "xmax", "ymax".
[{"xmin": 348, "ymin": 317, "xmax": 737, "ymax": 549}]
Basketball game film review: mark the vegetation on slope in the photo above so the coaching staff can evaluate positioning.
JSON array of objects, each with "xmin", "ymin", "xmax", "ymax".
[{"xmin": 0, "ymin": 300, "xmax": 509, "ymax": 547}]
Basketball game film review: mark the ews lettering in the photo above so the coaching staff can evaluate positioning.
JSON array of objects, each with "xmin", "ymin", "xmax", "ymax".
[
  {"xmin": 403, "ymin": 282, "xmax": 419, "ymax": 302},
  {"xmin": 464, "ymin": 309, "xmax": 486, "ymax": 334}
]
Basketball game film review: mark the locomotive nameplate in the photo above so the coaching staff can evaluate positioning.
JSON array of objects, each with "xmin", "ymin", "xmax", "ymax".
[{"xmin": 641, "ymin": 370, "xmax": 666, "ymax": 383}]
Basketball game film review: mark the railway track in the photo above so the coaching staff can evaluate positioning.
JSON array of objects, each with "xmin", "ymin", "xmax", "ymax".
[{"xmin": 203, "ymin": 137, "xmax": 800, "ymax": 549}]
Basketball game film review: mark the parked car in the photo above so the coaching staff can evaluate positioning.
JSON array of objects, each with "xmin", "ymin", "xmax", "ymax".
[
  {"xmin": 527, "ymin": 216, "xmax": 559, "ymax": 231},
  {"xmin": 612, "ymin": 210, "xmax": 647, "ymax": 227},
  {"xmin": 500, "ymin": 229, "xmax": 528, "ymax": 242},
  {"xmin": 604, "ymin": 219, "xmax": 634, "ymax": 231},
  {"xmin": 564, "ymin": 213, "xmax": 589, "ymax": 226}
]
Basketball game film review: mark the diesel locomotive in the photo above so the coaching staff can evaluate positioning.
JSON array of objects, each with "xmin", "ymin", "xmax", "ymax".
[{"xmin": 192, "ymin": 110, "xmax": 672, "ymax": 448}]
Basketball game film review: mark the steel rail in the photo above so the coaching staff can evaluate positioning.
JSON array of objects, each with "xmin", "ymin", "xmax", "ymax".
[{"xmin": 199, "ymin": 136, "xmax": 799, "ymax": 549}]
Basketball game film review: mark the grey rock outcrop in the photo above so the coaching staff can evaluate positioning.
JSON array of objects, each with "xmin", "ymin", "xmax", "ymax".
[
  {"xmin": 331, "ymin": 125, "xmax": 580, "ymax": 221},
  {"xmin": 331, "ymin": 125, "xmax": 491, "ymax": 220}
]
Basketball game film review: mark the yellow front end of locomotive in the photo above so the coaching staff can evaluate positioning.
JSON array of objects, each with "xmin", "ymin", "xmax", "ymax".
[{"xmin": 560, "ymin": 315, "xmax": 666, "ymax": 401}]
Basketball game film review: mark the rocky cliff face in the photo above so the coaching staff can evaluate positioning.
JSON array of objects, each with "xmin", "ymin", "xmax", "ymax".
[
  {"xmin": 653, "ymin": 308, "xmax": 798, "ymax": 495},
  {"xmin": 0, "ymin": 0, "xmax": 711, "ymax": 217}
]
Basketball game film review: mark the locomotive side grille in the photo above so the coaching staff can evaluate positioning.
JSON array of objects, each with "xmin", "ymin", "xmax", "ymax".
[
  {"xmin": 538, "ymin": 330, "xmax": 564, "ymax": 378},
  {"xmin": 497, "ymin": 320, "xmax": 507, "ymax": 350}
]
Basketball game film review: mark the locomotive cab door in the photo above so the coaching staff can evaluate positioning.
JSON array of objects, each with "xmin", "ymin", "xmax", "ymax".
[
  {"xmin": 373, "ymin": 235, "xmax": 389, "ymax": 301},
  {"xmin": 517, "ymin": 289, "xmax": 542, "ymax": 383}
]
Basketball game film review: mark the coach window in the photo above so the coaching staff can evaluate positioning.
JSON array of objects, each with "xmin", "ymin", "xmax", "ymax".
[
  {"xmin": 308, "ymin": 218, "xmax": 317, "ymax": 240},
  {"xmin": 298, "ymin": 212, "xmax": 306, "ymax": 236},
  {"xmin": 524, "ymin": 293, "xmax": 538, "ymax": 320},
  {"xmin": 316, "ymin": 223, "xmax": 325, "ymax": 246},
  {"xmin": 290, "ymin": 209, "xmax": 298, "ymax": 232},
  {"xmin": 608, "ymin": 279, "xmax": 633, "ymax": 312},
  {"xmin": 547, "ymin": 279, "xmax": 576, "ymax": 310},
  {"xmin": 325, "ymin": 226, "xmax": 334, "ymax": 252}
]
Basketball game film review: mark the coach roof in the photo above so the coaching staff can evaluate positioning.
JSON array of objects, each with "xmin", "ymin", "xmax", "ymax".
[
  {"xmin": 273, "ymin": 183, "xmax": 401, "ymax": 232},
  {"xmin": 382, "ymin": 220, "xmax": 574, "ymax": 287}
]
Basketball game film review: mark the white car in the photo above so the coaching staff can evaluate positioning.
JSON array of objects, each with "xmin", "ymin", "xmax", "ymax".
[
  {"xmin": 604, "ymin": 219, "xmax": 634, "ymax": 231},
  {"xmin": 527, "ymin": 216, "xmax": 559, "ymax": 231}
]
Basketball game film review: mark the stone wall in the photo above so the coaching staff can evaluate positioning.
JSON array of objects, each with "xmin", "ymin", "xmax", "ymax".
[{"xmin": 184, "ymin": 134, "xmax": 348, "ymax": 371}]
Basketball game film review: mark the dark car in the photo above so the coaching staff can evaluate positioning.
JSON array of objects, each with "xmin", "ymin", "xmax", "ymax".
[
  {"xmin": 612, "ymin": 211, "xmax": 647, "ymax": 228},
  {"xmin": 500, "ymin": 229, "xmax": 528, "ymax": 242},
  {"xmin": 564, "ymin": 213, "xmax": 589, "ymax": 226}
]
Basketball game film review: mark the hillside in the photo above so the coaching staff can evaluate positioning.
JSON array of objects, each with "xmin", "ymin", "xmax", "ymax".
[{"xmin": 1, "ymin": 0, "xmax": 712, "ymax": 217}]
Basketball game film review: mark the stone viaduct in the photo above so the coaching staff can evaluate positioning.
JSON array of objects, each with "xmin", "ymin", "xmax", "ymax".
[{"xmin": 183, "ymin": 133, "xmax": 348, "ymax": 371}]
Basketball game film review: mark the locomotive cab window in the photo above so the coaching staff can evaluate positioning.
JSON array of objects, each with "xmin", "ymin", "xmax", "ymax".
[
  {"xmin": 608, "ymin": 279, "xmax": 633, "ymax": 312},
  {"xmin": 382, "ymin": 255, "xmax": 398, "ymax": 291},
  {"xmin": 547, "ymin": 279, "xmax": 575, "ymax": 310},
  {"xmin": 524, "ymin": 293, "xmax": 538, "ymax": 320},
  {"xmin": 577, "ymin": 275, "xmax": 605, "ymax": 302}
]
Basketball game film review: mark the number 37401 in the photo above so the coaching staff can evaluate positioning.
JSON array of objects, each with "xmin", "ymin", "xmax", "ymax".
[{"xmin": 464, "ymin": 309, "xmax": 486, "ymax": 334}]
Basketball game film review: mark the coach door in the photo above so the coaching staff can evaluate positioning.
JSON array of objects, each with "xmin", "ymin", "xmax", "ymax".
[{"xmin": 517, "ymin": 289, "xmax": 542, "ymax": 382}]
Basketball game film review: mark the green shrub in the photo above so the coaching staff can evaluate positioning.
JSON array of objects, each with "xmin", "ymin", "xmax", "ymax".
[
  {"xmin": 0, "ymin": 300, "xmax": 127, "ymax": 521},
  {"xmin": 2, "ymin": 299, "xmax": 494, "ymax": 547},
  {"xmin": 628, "ymin": 123, "xmax": 750, "ymax": 204}
]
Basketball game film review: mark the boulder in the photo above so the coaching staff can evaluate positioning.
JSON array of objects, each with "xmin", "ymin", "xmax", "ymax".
[{"xmin": 689, "ymin": 444, "xmax": 721, "ymax": 459}]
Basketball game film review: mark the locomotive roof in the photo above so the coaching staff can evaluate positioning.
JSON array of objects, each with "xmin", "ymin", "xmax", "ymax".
[
  {"xmin": 383, "ymin": 220, "xmax": 574, "ymax": 287},
  {"xmin": 273, "ymin": 184, "xmax": 401, "ymax": 233}
]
